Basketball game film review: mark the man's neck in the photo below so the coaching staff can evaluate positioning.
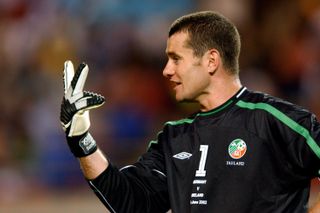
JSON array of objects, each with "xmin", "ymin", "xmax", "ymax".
[{"xmin": 198, "ymin": 77, "xmax": 242, "ymax": 112}]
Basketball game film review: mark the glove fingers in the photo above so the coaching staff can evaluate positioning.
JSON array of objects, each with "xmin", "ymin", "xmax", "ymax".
[
  {"xmin": 84, "ymin": 91, "xmax": 105, "ymax": 106},
  {"xmin": 72, "ymin": 63, "xmax": 89, "ymax": 95},
  {"xmin": 60, "ymin": 97, "xmax": 77, "ymax": 125},
  {"xmin": 75, "ymin": 92, "xmax": 105, "ymax": 111},
  {"xmin": 63, "ymin": 60, "xmax": 75, "ymax": 95},
  {"xmin": 86, "ymin": 93, "xmax": 105, "ymax": 110}
]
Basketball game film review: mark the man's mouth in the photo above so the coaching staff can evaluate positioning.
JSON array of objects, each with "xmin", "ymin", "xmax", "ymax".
[{"xmin": 172, "ymin": 81, "xmax": 181, "ymax": 90}]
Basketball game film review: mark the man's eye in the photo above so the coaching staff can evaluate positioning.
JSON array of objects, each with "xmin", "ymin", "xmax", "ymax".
[{"xmin": 172, "ymin": 57, "xmax": 180, "ymax": 64}]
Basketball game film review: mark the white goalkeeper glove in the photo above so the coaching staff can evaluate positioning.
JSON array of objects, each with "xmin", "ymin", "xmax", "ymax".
[{"xmin": 60, "ymin": 60, "xmax": 105, "ymax": 157}]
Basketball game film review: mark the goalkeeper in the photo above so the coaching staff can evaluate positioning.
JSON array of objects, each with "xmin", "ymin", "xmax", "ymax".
[{"xmin": 60, "ymin": 11, "xmax": 320, "ymax": 213}]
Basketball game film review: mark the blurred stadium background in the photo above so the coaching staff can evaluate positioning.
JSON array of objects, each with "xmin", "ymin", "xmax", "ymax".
[{"xmin": 0, "ymin": 0, "xmax": 319, "ymax": 212}]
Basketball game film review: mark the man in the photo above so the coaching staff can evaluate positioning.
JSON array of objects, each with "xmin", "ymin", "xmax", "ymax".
[{"xmin": 60, "ymin": 11, "xmax": 320, "ymax": 213}]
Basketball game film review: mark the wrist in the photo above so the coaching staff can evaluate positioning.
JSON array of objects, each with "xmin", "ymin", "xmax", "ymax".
[{"xmin": 66, "ymin": 132, "xmax": 97, "ymax": 157}]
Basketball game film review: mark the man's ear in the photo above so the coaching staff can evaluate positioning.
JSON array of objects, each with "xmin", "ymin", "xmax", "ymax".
[{"xmin": 207, "ymin": 49, "xmax": 220, "ymax": 75}]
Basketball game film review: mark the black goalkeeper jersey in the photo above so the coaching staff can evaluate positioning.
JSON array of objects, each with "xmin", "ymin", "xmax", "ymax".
[{"xmin": 88, "ymin": 87, "xmax": 320, "ymax": 213}]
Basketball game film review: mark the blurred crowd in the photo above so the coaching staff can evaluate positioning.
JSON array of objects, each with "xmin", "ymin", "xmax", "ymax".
[{"xmin": 0, "ymin": 0, "xmax": 319, "ymax": 205}]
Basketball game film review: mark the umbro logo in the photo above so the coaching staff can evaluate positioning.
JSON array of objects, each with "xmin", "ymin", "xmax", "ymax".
[{"xmin": 173, "ymin": 152, "xmax": 192, "ymax": 160}]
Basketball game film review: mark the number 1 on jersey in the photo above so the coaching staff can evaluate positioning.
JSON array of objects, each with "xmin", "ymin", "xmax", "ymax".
[{"xmin": 195, "ymin": 145, "xmax": 209, "ymax": 177}]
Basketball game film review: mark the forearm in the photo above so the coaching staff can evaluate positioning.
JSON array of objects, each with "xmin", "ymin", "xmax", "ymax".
[
  {"xmin": 79, "ymin": 148, "xmax": 109, "ymax": 180},
  {"xmin": 309, "ymin": 194, "xmax": 320, "ymax": 213}
]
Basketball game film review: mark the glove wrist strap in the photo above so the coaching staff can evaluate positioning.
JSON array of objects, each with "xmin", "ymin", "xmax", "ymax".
[{"xmin": 67, "ymin": 132, "xmax": 97, "ymax": 157}]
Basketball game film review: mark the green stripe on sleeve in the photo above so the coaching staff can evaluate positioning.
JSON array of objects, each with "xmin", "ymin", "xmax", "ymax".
[
  {"xmin": 165, "ymin": 118, "xmax": 194, "ymax": 126},
  {"xmin": 236, "ymin": 100, "xmax": 320, "ymax": 159},
  {"xmin": 147, "ymin": 140, "xmax": 158, "ymax": 149},
  {"xmin": 147, "ymin": 130, "xmax": 163, "ymax": 149}
]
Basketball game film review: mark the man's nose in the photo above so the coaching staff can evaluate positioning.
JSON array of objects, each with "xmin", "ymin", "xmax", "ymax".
[{"xmin": 162, "ymin": 62, "xmax": 174, "ymax": 78}]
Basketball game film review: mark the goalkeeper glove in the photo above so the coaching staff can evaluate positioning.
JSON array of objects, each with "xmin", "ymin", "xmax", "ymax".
[{"xmin": 60, "ymin": 60, "xmax": 105, "ymax": 157}]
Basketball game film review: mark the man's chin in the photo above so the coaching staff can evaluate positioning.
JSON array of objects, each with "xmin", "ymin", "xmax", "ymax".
[{"xmin": 175, "ymin": 95, "xmax": 184, "ymax": 102}]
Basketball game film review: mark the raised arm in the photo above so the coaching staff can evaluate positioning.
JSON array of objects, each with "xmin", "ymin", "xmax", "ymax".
[
  {"xmin": 59, "ymin": 61, "xmax": 170, "ymax": 213},
  {"xmin": 59, "ymin": 60, "xmax": 107, "ymax": 179}
]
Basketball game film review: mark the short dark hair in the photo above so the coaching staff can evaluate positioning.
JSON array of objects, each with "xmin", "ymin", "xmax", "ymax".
[{"xmin": 169, "ymin": 11, "xmax": 241, "ymax": 75}]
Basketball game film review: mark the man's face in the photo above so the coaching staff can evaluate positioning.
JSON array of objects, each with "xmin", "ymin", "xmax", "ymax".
[{"xmin": 163, "ymin": 32, "xmax": 211, "ymax": 103}]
